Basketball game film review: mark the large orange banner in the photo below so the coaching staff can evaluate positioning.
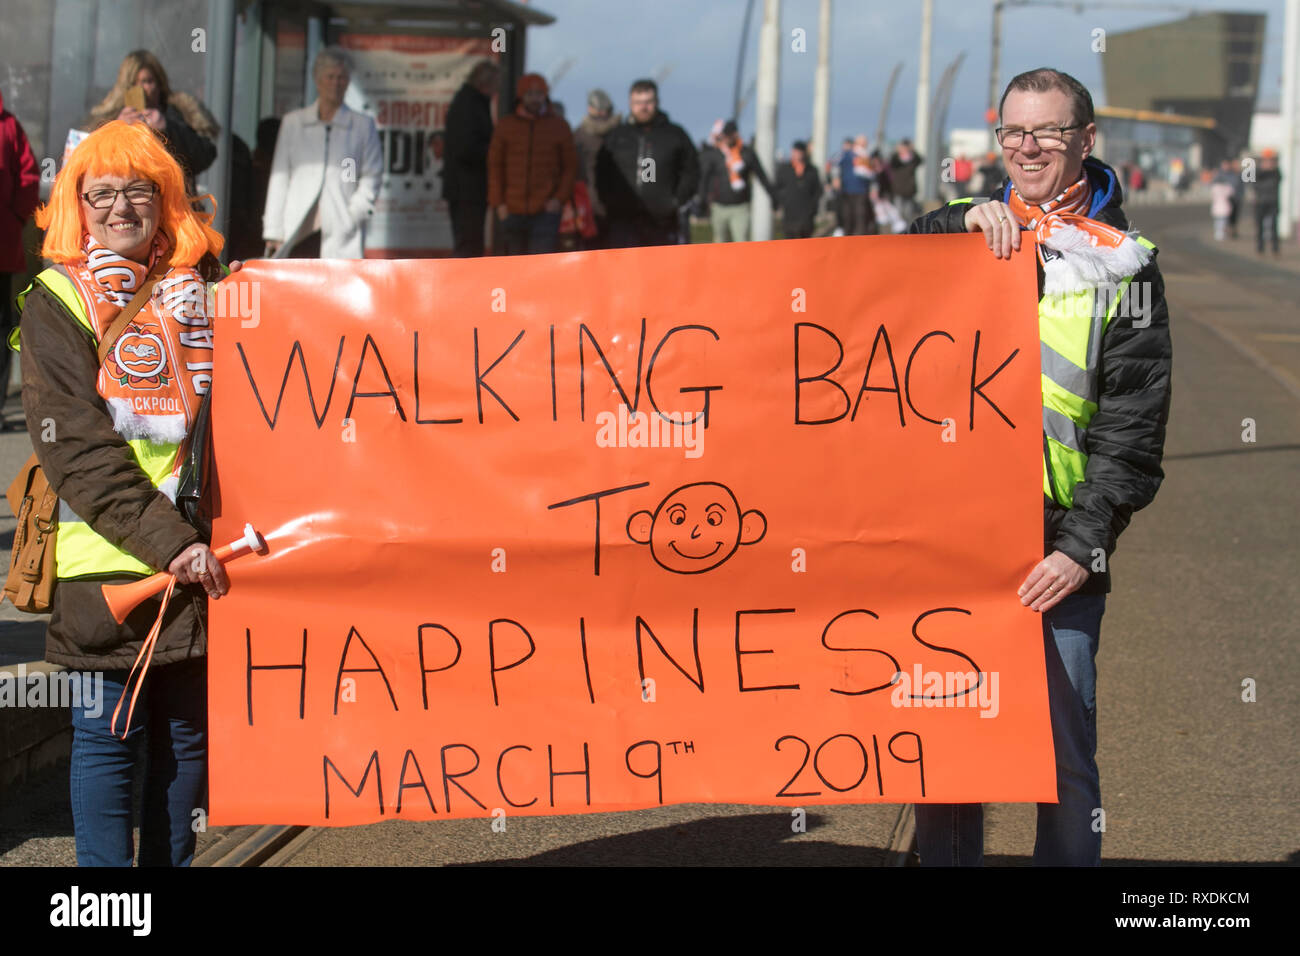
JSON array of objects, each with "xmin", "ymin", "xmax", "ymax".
[{"xmin": 207, "ymin": 235, "xmax": 1054, "ymax": 826}]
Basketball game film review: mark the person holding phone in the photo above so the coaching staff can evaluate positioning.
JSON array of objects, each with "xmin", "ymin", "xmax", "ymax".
[{"xmin": 84, "ymin": 50, "xmax": 218, "ymax": 191}]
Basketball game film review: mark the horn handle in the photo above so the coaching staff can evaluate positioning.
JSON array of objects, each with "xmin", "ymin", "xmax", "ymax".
[{"xmin": 100, "ymin": 523, "xmax": 265, "ymax": 624}]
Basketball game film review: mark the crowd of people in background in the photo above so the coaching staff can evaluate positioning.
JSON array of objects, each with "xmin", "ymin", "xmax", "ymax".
[
  {"xmin": 1210, "ymin": 151, "xmax": 1284, "ymax": 255},
  {"xmin": 440, "ymin": 60, "xmax": 956, "ymax": 253},
  {"xmin": 0, "ymin": 46, "xmax": 1292, "ymax": 308}
]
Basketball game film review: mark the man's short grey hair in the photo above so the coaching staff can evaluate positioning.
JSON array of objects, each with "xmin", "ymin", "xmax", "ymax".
[
  {"xmin": 313, "ymin": 47, "xmax": 353, "ymax": 77},
  {"xmin": 999, "ymin": 67, "xmax": 1095, "ymax": 127}
]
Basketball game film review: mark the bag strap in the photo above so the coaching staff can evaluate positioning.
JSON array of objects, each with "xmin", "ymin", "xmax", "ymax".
[
  {"xmin": 18, "ymin": 488, "xmax": 56, "ymax": 587},
  {"xmin": 97, "ymin": 260, "xmax": 167, "ymax": 366}
]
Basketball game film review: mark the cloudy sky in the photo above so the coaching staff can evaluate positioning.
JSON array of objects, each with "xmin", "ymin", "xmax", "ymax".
[{"xmin": 524, "ymin": 0, "xmax": 1290, "ymax": 149}]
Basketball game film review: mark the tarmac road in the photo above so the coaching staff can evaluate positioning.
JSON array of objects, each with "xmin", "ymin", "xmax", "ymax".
[{"xmin": 1, "ymin": 201, "xmax": 1296, "ymax": 866}]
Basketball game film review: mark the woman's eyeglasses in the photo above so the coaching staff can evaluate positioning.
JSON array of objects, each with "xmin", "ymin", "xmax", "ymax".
[
  {"xmin": 994, "ymin": 126, "xmax": 1083, "ymax": 149},
  {"xmin": 81, "ymin": 183, "xmax": 158, "ymax": 209}
]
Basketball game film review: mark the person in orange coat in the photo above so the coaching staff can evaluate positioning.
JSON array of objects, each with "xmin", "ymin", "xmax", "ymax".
[{"xmin": 487, "ymin": 73, "xmax": 577, "ymax": 255}]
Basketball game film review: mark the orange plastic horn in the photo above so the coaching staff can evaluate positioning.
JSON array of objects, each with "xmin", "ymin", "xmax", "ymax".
[{"xmin": 101, "ymin": 523, "xmax": 265, "ymax": 624}]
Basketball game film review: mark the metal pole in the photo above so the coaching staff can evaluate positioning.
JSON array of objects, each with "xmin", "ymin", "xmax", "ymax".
[
  {"xmin": 752, "ymin": 0, "xmax": 781, "ymax": 240},
  {"xmin": 811, "ymin": 0, "xmax": 831, "ymax": 168},
  {"xmin": 914, "ymin": 0, "xmax": 933, "ymax": 199},
  {"xmin": 304, "ymin": 17, "xmax": 324, "ymax": 108},
  {"xmin": 205, "ymin": 0, "xmax": 237, "ymax": 254},
  {"xmin": 1280, "ymin": 0, "xmax": 1298, "ymax": 239},
  {"xmin": 232, "ymin": 0, "xmax": 263, "ymax": 148},
  {"xmin": 734, "ymin": 0, "xmax": 757, "ymax": 123},
  {"xmin": 260, "ymin": 3, "xmax": 278, "ymax": 121},
  {"xmin": 511, "ymin": 23, "xmax": 527, "ymax": 114},
  {"xmin": 989, "ymin": 1, "xmax": 1003, "ymax": 119}
]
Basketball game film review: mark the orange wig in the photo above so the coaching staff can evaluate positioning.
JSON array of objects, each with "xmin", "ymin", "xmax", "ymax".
[{"xmin": 36, "ymin": 120, "xmax": 223, "ymax": 267}]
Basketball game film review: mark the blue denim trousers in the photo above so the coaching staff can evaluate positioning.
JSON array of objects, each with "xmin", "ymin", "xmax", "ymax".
[
  {"xmin": 69, "ymin": 657, "xmax": 207, "ymax": 867},
  {"xmin": 503, "ymin": 211, "xmax": 560, "ymax": 255},
  {"xmin": 914, "ymin": 592, "xmax": 1105, "ymax": 866}
]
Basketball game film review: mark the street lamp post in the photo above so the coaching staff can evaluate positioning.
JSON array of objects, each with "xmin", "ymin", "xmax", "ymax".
[
  {"xmin": 752, "ymin": 0, "xmax": 782, "ymax": 240},
  {"xmin": 811, "ymin": 0, "xmax": 831, "ymax": 169},
  {"xmin": 914, "ymin": 0, "xmax": 933, "ymax": 200},
  {"xmin": 1281, "ymin": 0, "xmax": 1298, "ymax": 239}
]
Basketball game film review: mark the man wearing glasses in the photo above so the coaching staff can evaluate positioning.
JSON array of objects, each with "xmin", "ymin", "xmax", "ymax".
[{"xmin": 907, "ymin": 68, "xmax": 1172, "ymax": 865}]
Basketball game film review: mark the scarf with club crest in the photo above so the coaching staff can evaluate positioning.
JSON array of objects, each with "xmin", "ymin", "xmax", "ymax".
[{"xmin": 63, "ymin": 232, "xmax": 214, "ymax": 495}]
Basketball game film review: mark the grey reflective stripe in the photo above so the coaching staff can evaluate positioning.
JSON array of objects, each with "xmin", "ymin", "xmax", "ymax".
[
  {"xmin": 1043, "ymin": 406, "xmax": 1086, "ymax": 451},
  {"xmin": 58, "ymin": 500, "xmax": 84, "ymax": 524},
  {"xmin": 1040, "ymin": 342, "xmax": 1090, "ymax": 399},
  {"xmin": 1085, "ymin": 289, "xmax": 1107, "ymax": 386},
  {"xmin": 1101, "ymin": 274, "xmax": 1136, "ymax": 334}
]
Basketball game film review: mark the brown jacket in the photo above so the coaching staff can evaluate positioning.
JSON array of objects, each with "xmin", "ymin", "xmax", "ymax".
[
  {"xmin": 487, "ymin": 108, "xmax": 577, "ymax": 215},
  {"xmin": 18, "ymin": 269, "xmax": 212, "ymax": 670}
]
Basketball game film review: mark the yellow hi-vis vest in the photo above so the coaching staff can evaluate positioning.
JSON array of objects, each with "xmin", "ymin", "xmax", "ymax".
[
  {"xmin": 947, "ymin": 199, "xmax": 1156, "ymax": 508},
  {"xmin": 1038, "ymin": 257, "xmax": 1154, "ymax": 508},
  {"xmin": 14, "ymin": 267, "xmax": 180, "ymax": 579}
]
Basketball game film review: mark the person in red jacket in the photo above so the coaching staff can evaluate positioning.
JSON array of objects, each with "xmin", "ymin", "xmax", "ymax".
[
  {"xmin": 1, "ymin": 87, "xmax": 40, "ymax": 422},
  {"xmin": 487, "ymin": 73, "xmax": 577, "ymax": 255}
]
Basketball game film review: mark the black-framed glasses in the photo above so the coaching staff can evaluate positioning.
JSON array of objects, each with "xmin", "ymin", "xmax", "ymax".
[
  {"xmin": 994, "ymin": 125, "xmax": 1083, "ymax": 149},
  {"xmin": 80, "ymin": 183, "xmax": 158, "ymax": 209}
]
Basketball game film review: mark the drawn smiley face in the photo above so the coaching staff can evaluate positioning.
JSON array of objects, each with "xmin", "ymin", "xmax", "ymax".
[{"xmin": 627, "ymin": 482, "xmax": 767, "ymax": 574}]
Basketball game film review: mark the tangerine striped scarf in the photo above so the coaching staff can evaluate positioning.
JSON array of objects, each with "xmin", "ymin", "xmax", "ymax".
[
  {"xmin": 1006, "ymin": 174, "xmax": 1152, "ymax": 294},
  {"xmin": 724, "ymin": 139, "xmax": 746, "ymax": 191},
  {"xmin": 63, "ymin": 233, "xmax": 214, "ymax": 470}
]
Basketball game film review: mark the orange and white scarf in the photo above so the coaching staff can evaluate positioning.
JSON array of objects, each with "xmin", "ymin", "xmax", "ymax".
[
  {"xmin": 724, "ymin": 139, "xmax": 747, "ymax": 191},
  {"xmin": 64, "ymin": 234, "xmax": 214, "ymax": 494},
  {"xmin": 852, "ymin": 145, "xmax": 872, "ymax": 179},
  {"xmin": 1007, "ymin": 175, "xmax": 1152, "ymax": 295}
]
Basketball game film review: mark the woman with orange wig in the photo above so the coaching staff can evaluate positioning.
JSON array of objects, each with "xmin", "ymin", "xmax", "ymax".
[{"xmin": 17, "ymin": 119, "xmax": 229, "ymax": 866}]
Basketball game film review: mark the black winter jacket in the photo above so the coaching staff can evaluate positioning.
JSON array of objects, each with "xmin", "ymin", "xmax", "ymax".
[
  {"xmin": 907, "ymin": 157, "xmax": 1172, "ymax": 594},
  {"xmin": 442, "ymin": 82, "xmax": 495, "ymax": 203},
  {"xmin": 774, "ymin": 162, "xmax": 821, "ymax": 226},
  {"xmin": 595, "ymin": 110, "xmax": 700, "ymax": 227},
  {"xmin": 889, "ymin": 151, "xmax": 922, "ymax": 199},
  {"xmin": 161, "ymin": 103, "xmax": 216, "ymax": 182}
]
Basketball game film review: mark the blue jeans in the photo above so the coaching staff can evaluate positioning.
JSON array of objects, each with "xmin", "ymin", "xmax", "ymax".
[
  {"xmin": 914, "ymin": 592, "xmax": 1105, "ymax": 866},
  {"xmin": 503, "ymin": 211, "xmax": 560, "ymax": 256},
  {"xmin": 69, "ymin": 657, "xmax": 207, "ymax": 867}
]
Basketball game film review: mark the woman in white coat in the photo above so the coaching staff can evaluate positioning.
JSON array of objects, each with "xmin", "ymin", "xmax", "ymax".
[{"xmin": 262, "ymin": 48, "xmax": 384, "ymax": 259}]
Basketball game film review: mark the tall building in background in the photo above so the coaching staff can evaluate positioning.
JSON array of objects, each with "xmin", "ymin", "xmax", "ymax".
[{"xmin": 1102, "ymin": 12, "xmax": 1267, "ymax": 168}]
